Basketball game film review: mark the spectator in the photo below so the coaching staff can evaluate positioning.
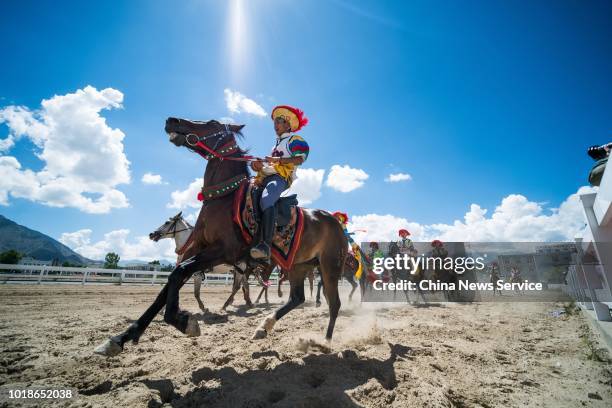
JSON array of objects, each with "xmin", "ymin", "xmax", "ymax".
[{"xmin": 588, "ymin": 142, "xmax": 611, "ymax": 186}]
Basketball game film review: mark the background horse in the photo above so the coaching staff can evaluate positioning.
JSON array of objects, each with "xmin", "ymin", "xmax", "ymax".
[
  {"xmin": 149, "ymin": 212, "xmax": 209, "ymax": 312},
  {"xmin": 316, "ymin": 251, "xmax": 359, "ymax": 307},
  {"xmin": 387, "ymin": 242, "xmax": 427, "ymax": 304},
  {"xmin": 96, "ymin": 118, "xmax": 347, "ymax": 356},
  {"xmin": 221, "ymin": 264, "xmax": 274, "ymax": 310},
  {"xmin": 277, "ymin": 268, "xmax": 314, "ymax": 299}
]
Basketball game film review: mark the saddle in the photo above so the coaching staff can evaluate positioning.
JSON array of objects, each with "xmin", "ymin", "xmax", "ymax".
[{"xmin": 233, "ymin": 181, "xmax": 305, "ymax": 270}]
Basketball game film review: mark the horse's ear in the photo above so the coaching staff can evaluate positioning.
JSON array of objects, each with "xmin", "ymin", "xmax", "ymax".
[
  {"xmin": 177, "ymin": 211, "xmax": 182, "ymax": 218},
  {"xmin": 230, "ymin": 124, "xmax": 245, "ymax": 132}
]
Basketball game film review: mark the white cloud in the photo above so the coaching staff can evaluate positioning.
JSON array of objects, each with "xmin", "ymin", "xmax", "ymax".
[
  {"xmin": 285, "ymin": 168, "xmax": 325, "ymax": 205},
  {"xmin": 141, "ymin": 172, "xmax": 165, "ymax": 185},
  {"xmin": 60, "ymin": 228, "xmax": 176, "ymax": 262},
  {"xmin": 0, "ymin": 86, "xmax": 130, "ymax": 213},
  {"xmin": 385, "ymin": 172, "xmax": 412, "ymax": 183},
  {"xmin": 184, "ymin": 210, "xmax": 200, "ymax": 225},
  {"xmin": 167, "ymin": 178, "xmax": 203, "ymax": 209},
  {"xmin": 348, "ymin": 186, "xmax": 594, "ymax": 244},
  {"xmin": 325, "ymin": 164, "xmax": 369, "ymax": 193},
  {"xmin": 219, "ymin": 116, "xmax": 236, "ymax": 124},
  {"xmin": 224, "ymin": 88, "xmax": 266, "ymax": 117},
  {"xmin": 0, "ymin": 134, "xmax": 15, "ymax": 151},
  {"xmin": 348, "ymin": 214, "xmax": 423, "ymax": 243}
]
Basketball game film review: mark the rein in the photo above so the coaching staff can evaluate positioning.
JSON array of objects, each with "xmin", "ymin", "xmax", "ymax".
[
  {"xmin": 175, "ymin": 231, "xmax": 195, "ymax": 256},
  {"xmin": 185, "ymin": 127, "xmax": 263, "ymax": 163},
  {"xmin": 185, "ymin": 127, "xmax": 256, "ymax": 202}
]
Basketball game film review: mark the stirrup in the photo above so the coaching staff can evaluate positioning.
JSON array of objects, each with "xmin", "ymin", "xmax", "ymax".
[{"xmin": 250, "ymin": 242, "xmax": 271, "ymax": 260}]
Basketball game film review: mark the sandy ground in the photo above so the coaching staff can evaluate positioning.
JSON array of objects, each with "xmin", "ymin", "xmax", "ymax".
[{"xmin": 0, "ymin": 283, "xmax": 611, "ymax": 408}]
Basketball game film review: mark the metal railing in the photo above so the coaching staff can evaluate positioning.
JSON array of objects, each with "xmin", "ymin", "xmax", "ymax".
[{"xmin": 0, "ymin": 263, "xmax": 280, "ymax": 286}]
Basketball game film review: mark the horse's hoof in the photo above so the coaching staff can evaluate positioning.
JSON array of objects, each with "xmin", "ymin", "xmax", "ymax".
[
  {"xmin": 185, "ymin": 316, "xmax": 201, "ymax": 337},
  {"xmin": 93, "ymin": 338, "xmax": 122, "ymax": 357},
  {"xmin": 315, "ymin": 302, "xmax": 321, "ymax": 308},
  {"xmin": 252, "ymin": 314, "xmax": 276, "ymax": 339},
  {"xmin": 252, "ymin": 328, "xmax": 268, "ymax": 339}
]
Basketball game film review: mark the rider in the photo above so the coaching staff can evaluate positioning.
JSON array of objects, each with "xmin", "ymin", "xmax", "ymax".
[
  {"xmin": 250, "ymin": 105, "xmax": 309, "ymax": 260},
  {"xmin": 430, "ymin": 239, "xmax": 448, "ymax": 258},
  {"xmin": 398, "ymin": 229, "xmax": 417, "ymax": 257},
  {"xmin": 332, "ymin": 211, "xmax": 364, "ymax": 279}
]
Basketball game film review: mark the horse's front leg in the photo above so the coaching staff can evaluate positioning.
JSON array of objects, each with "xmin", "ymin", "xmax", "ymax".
[
  {"xmin": 164, "ymin": 255, "xmax": 214, "ymax": 336},
  {"xmin": 255, "ymin": 286, "xmax": 266, "ymax": 304},
  {"xmin": 222, "ymin": 272, "xmax": 242, "ymax": 311},
  {"xmin": 94, "ymin": 252, "xmax": 214, "ymax": 356}
]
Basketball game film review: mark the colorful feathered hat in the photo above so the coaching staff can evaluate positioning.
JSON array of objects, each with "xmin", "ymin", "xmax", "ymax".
[
  {"xmin": 271, "ymin": 105, "xmax": 308, "ymax": 132},
  {"xmin": 332, "ymin": 211, "xmax": 349, "ymax": 224},
  {"xmin": 398, "ymin": 229, "xmax": 410, "ymax": 237}
]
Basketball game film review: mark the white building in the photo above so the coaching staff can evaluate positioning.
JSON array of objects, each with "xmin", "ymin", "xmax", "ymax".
[
  {"xmin": 18, "ymin": 257, "xmax": 52, "ymax": 266},
  {"xmin": 571, "ymin": 157, "xmax": 612, "ymax": 321}
]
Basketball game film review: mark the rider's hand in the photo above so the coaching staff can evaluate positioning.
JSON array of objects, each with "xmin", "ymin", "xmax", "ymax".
[
  {"xmin": 251, "ymin": 160, "xmax": 264, "ymax": 171},
  {"xmin": 265, "ymin": 156, "xmax": 281, "ymax": 164}
]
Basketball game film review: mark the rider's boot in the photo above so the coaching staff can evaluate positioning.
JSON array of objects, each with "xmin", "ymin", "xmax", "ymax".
[{"xmin": 250, "ymin": 206, "xmax": 276, "ymax": 260}]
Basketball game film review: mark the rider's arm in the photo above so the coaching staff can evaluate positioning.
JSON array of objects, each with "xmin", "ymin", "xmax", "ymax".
[{"xmin": 266, "ymin": 156, "xmax": 304, "ymax": 165}]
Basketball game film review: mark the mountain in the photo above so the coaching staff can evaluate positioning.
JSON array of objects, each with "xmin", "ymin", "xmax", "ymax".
[{"xmin": 0, "ymin": 214, "xmax": 91, "ymax": 264}]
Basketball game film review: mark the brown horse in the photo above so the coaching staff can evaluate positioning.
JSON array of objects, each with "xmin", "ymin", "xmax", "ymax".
[{"xmin": 95, "ymin": 118, "xmax": 347, "ymax": 356}]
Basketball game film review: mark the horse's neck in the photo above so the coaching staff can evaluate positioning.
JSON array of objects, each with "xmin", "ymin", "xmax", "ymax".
[{"xmin": 174, "ymin": 221, "xmax": 193, "ymax": 250}]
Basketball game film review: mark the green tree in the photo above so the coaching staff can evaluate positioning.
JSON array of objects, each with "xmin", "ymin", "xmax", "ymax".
[
  {"xmin": 104, "ymin": 252, "xmax": 120, "ymax": 269},
  {"xmin": 149, "ymin": 260, "xmax": 160, "ymax": 265},
  {"xmin": 0, "ymin": 250, "xmax": 23, "ymax": 264}
]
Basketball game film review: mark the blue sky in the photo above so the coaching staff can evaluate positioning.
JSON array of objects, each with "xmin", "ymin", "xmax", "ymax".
[{"xmin": 1, "ymin": 0, "xmax": 611, "ymax": 260}]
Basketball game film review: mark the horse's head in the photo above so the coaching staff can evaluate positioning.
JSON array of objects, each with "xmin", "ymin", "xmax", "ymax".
[
  {"xmin": 165, "ymin": 117, "xmax": 245, "ymax": 157},
  {"xmin": 149, "ymin": 211, "xmax": 191, "ymax": 242}
]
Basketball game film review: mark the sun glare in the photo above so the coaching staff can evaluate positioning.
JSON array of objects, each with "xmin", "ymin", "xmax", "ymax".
[{"xmin": 227, "ymin": 0, "xmax": 249, "ymax": 82}]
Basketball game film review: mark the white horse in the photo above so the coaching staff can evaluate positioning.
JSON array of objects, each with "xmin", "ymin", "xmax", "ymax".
[
  {"xmin": 149, "ymin": 212, "xmax": 270, "ymax": 312},
  {"xmin": 149, "ymin": 212, "xmax": 209, "ymax": 312}
]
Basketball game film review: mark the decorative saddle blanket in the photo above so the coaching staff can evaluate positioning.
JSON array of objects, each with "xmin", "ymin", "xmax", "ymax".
[{"xmin": 233, "ymin": 181, "xmax": 305, "ymax": 270}]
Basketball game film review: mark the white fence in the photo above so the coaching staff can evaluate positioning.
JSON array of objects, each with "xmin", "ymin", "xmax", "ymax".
[{"xmin": 0, "ymin": 263, "xmax": 280, "ymax": 286}]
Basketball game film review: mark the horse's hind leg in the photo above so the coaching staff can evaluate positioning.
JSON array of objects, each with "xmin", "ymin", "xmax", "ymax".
[
  {"xmin": 347, "ymin": 277, "xmax": 357, "ymax": 302},
  {"xmin": 309, "ymin": 272, "xmax": 314, "ymax": 299},
  {"xmin": 193, "ymin": 272, "xmax": 208, "ymax": 313},
  {"xmin": 316, "ymin": 279, "xmax": 323, "ymax": 307},
  {"xmin": 253, "ymin": 266, "xmax": 308, "ymax": 339}
]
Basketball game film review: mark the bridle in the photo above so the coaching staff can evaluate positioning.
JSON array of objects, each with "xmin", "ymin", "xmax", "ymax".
[
  {"xmin": 183, "ymin": 124, "xmax": 263, "ymax": 162},
  {"xmin": 179, "ymin": 122, "xmax": 270, "ymax": 202},
  {"xmin": 158, "ymin": 216, "xmax": 192, "ymax": 238}
]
